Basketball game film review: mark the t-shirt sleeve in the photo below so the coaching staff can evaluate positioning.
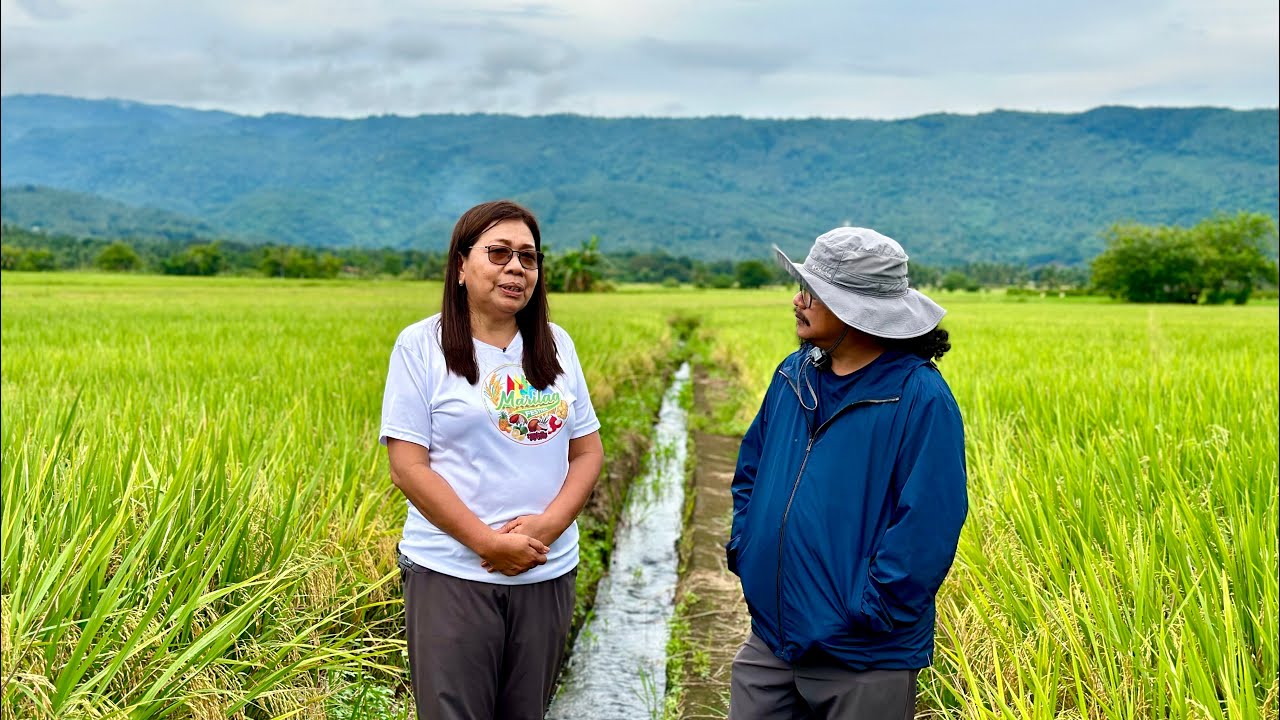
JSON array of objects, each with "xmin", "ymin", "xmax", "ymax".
[
  {"xmin": 379, "ymin": 338, "xmax": 433, "ymax": 448},
  {"xmin": 561, "ymin": 330, "xmax": 601, "ymax": 439}
]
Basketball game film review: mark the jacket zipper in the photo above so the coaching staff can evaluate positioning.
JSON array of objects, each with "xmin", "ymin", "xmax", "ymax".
[
  {"xmin": 775, "ymin": 435, "xmax": 813, "ymax": 652},
  {"xmin": 773, "ymin": 367, "xmax": 898, "ymax": 654}
]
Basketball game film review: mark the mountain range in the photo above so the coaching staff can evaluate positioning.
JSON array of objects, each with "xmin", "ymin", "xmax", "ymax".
[{"xmin": 2, "ymin": 94, "xmax": 1276, "ymax": 264}]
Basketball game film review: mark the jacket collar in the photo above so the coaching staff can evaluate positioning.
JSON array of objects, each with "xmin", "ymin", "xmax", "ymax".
[{"xmin": 779, "ymin": 347, "xmax": 931, "ymax": 409}]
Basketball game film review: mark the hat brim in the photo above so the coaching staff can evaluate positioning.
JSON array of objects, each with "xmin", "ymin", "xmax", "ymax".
[{"xmin": 773, "ymin": 245, "xmax": 946, "ymax": 339}]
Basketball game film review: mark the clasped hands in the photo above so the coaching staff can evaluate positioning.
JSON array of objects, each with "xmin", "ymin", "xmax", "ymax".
[{"xmin": 478, "ymin": 514, "xmax": 563, "ymax": 576}]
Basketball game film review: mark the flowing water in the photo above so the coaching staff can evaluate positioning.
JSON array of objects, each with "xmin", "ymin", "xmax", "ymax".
[{"xmin": 547, "ymin": 362, "xmax": 691, "ymax": 720}]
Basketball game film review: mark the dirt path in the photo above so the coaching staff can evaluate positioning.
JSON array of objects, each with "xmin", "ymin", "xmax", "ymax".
[{"xmin": 672, "ymin": 370, "xmax": 752, "ymax": 719}]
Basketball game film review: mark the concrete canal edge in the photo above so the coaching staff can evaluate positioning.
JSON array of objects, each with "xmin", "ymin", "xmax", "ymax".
[{"xmin": 664, "ymin": 365, "xmax": 752, "ymax": 719}]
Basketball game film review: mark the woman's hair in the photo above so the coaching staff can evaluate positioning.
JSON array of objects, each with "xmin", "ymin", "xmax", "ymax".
[
  {"xmin": 882, "ymin": 326, "xmax": 951, "ymax": 361},
  {"xmin": 440, "ymin": 200, "xmax": 562, "ymax": 389}
]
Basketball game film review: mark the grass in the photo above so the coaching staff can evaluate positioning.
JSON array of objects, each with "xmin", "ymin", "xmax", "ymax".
[
  {"xmin": 694, "ymin": 287, "xmax": 1280, "ymax": 719},
  {"xmin": 662, "ymin": 590, "xmax": 698, "ymax": 720},
  {"xmin": 3, "ymin": 275, "xmax": 412, "ymax": 718},
  {"xmin": 3, "ymin": 274, "xmax": 1275, "ymax": 718},
  {"xmin": 0, "ymin": 274, "xmax": 684, "ymax": 718}
]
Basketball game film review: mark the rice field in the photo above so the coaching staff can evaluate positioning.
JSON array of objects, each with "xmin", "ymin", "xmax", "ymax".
[
  {"xmin": 700, "ymin": 289, "xmax": 1280, "ymax": 719},
  {"xmin": 2, "ymin": 273, "xmax": 1276, "ymax": 718},
  {"xmin": 0, "ymin": 273, "xmax": 678, "ymax": 719}
]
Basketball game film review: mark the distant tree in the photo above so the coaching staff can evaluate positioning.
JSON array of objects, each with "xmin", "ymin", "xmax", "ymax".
[
  {"xmin": 189, "ymin": 242, "xmax": 227, "ymax": 275},
  {"xmin": 260, "ymin": 247, "xmax": 287, "ymax": 278},
  {"xmin": 1, "ymin": 245, "xmax": 22, "ymax": 271},
  {"xmin": 1195, "ymin": 212, "xmax": 1278, "ymax": 304},
  {"xmin": 163, "ymin": 241, "xmax": 226, "ymax": 276},
  {"xmin": 546, "ymin": 236, "xmax": 605, "ymax": 292},
  {"xmin": 20, "ymin": 249, "xmax": 57, "ymax": 271},
  {"xmin": 1031, "ymin": 263, "xmax": 1089, "ymax": 290},
  {"xmin": 410, "ymin": 253, "xmax": 446, "ymax": 280},
  {"xmin": 941, "ymin": 270, "xmax": 979, "ymax": 292},
  {"xmin": 382, "ymin": 252, "xmax": 404, "ymax": 276},
  {"xmin": 95, "ymin": 241, "xmax": 142, "ymax": 272},
  {"xmin": 317, "ymin": 252, "xmax": 342, "ymax": 278},
  {"xmin": 344, "ymin": 249, "xmax": 372, "ymax": 275},
  {"xmin": 705, "ymin": 273, "xmax": 735, "ymax": 289},
  {"xmin": 955, "ymin": 261, "xmax": 1030, "ymax": 287},
  {"xmin": 1091, "ymin": 212, "xmax": 1277, "ymax": 303},
  {"xmin": 1091, "ymin": 223, "xmax": 1196, "ymax": 302},
  {"xmin": 260, "ymin": 246, "xmax": 321, "ymax": 278},
  {"xmin": 605, "ymin": 250, "xmax": 696, "ymax": 284},
  {"xmin": 735, "ymin": 260, "xmax": 773, "ymax": 289},
  {"xmin": 910, "ymin": 262, "xmax": 943, "ymax": 288},
  {"xmin": 693, "ymin": 259, "xmax": 736, "ymax": 288}
]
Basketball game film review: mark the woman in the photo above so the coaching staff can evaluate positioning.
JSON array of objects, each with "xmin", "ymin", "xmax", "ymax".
[{"xmin": 380, "ymin": 200, "xmax": 604, "ymax": 720}]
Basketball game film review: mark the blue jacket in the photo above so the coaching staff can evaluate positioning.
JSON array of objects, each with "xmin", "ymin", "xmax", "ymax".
[{"xmin": 727, "ymin": 348, "xmax": 967, "ymax": 669}]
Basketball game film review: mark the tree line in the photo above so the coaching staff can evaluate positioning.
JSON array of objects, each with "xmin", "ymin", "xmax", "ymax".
[
  {"xmin": 0, "ymin": 227, "xmax": 448, "ymax": 279},
  {"xmin": 0, "ymin": 226, "xmax": 796, "ymax": 289},
  {"xmin": 0, "ymin": 225, "xmax": 1073, "ymax": 292},
  {"xmin": 3, "ymin": 212, "xmax": 1276, "ymax": 303}
]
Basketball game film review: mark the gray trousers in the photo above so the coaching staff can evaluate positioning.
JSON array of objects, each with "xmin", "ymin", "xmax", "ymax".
[
  {"xmin": 400, "ymin": 555, "xmax": 576, "ymax": 720},
  {"xmin": 729, "ymin": 631, "xmax": 917, "ymax": 720}
]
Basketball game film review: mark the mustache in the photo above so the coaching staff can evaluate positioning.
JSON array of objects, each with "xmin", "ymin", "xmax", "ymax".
[{"xmin": 794, "ymin": 311, "xmax": 809, "ymax": 326}]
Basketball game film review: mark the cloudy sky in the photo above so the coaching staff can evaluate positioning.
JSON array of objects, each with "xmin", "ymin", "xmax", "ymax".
[{"xmin": 2, "ymin": 0, "xmax": 1276, "ymax": 119}]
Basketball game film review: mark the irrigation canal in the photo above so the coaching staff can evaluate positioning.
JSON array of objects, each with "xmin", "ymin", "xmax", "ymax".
[{"xmin": 547, "ymin": 362, "xmax": 691, "ymax": 720}]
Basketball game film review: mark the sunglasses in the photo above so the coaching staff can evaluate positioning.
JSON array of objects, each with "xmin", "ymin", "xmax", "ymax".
[
  {"xmin": 797, "ymin": 285, "xmax": 815, "ymax": 309},
  {"xmin": 471, "ymin": 244, "xmax": 543, "ymax": 270}
]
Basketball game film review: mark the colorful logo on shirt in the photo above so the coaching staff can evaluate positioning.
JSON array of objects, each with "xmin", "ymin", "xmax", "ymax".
[{"xmin": 482, "ymin": 364, "xmax": 569, "ymax": 445}]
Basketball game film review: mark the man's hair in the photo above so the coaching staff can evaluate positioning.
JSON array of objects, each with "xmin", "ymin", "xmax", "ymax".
[
  {"xmin": 881, "ymin": 327, "xmax": 951, "ymax": 361},
  {"xmin": 440, "ymin": 200, "xmax": 562, "ymax": 389}
]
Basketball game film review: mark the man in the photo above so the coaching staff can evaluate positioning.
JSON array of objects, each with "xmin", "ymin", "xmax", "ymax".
[{"xmin": 727, "ymin": 226, "xmax": 967, "ymax": 719}]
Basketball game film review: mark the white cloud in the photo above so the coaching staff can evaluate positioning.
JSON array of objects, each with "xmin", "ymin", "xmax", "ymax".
[{"xmin": 1, "ymin": 0, "xmax": 1275, "ymax": 117}]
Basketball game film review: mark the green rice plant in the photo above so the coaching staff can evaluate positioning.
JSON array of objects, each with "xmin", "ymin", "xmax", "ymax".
[
  {"xmin": 0, "ymin": 274, "xmax": 686, "ymax": 717},
  {"xmin": 694, "ymin": 289, "xmax": 1279, "ymax": 718},
  {"xmin": 1, "ymin": 274, "xmax": 427, "ymax": 717},
  {"xmin": 5, "ymin": 274, "xmax": 1274, "ymax": 718}
]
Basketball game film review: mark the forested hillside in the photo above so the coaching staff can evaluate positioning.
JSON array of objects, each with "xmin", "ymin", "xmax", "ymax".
[
  {"xmin": 3, "ymin": 95, "xmax": 1276, "ymax": 264},
  {"xmin": 1, "ymin": 185, "xmax": 217, "ymax": 240}
]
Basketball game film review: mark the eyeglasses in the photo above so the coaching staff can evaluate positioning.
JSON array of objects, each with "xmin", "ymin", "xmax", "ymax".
[
  {"xmin": 797, "ymin": 285, "xmax": 815, "ymax": 309},
  {"xmin": 471, "ymin": 245, "xmax": 543, "ymax": 270}
]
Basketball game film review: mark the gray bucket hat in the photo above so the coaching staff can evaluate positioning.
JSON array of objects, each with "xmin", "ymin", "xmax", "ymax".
[{"xmin": 774, "ymin": 227, "xmax": 945, "ymax": 339}]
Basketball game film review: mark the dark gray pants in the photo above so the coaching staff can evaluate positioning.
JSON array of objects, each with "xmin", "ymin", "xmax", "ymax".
[
  {"xmin": 729, "ymin": 631, "xmax": 917, "ymax": 720},
  {"xmin": 400, "ymin": 555, "xmax": 576, "ymax": 720}
]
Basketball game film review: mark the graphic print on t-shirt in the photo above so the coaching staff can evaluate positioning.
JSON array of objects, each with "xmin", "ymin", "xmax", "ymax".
[{"xmin": 482, "ymin": 364, "xmax": 570, "ymax": 445}]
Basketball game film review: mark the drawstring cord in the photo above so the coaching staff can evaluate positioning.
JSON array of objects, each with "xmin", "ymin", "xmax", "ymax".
[{"xmin": 797, "ymin": 326, "xmax": 849, "ymax": 412}]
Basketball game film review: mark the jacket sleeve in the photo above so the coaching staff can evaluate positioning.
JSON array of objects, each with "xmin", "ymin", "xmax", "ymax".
[
  {"xmin": 726, "ymin": 378, "xmax": 772, "ymax": 576},
  {"xmin": 856, "ymin": 377, "xmax": 967, "ymax": 631}
]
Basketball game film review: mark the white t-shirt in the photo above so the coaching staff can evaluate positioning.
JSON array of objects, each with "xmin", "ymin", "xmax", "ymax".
[{"xmin": 379, "ymin": 314, "xmax": 601, "ymax": 584}]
